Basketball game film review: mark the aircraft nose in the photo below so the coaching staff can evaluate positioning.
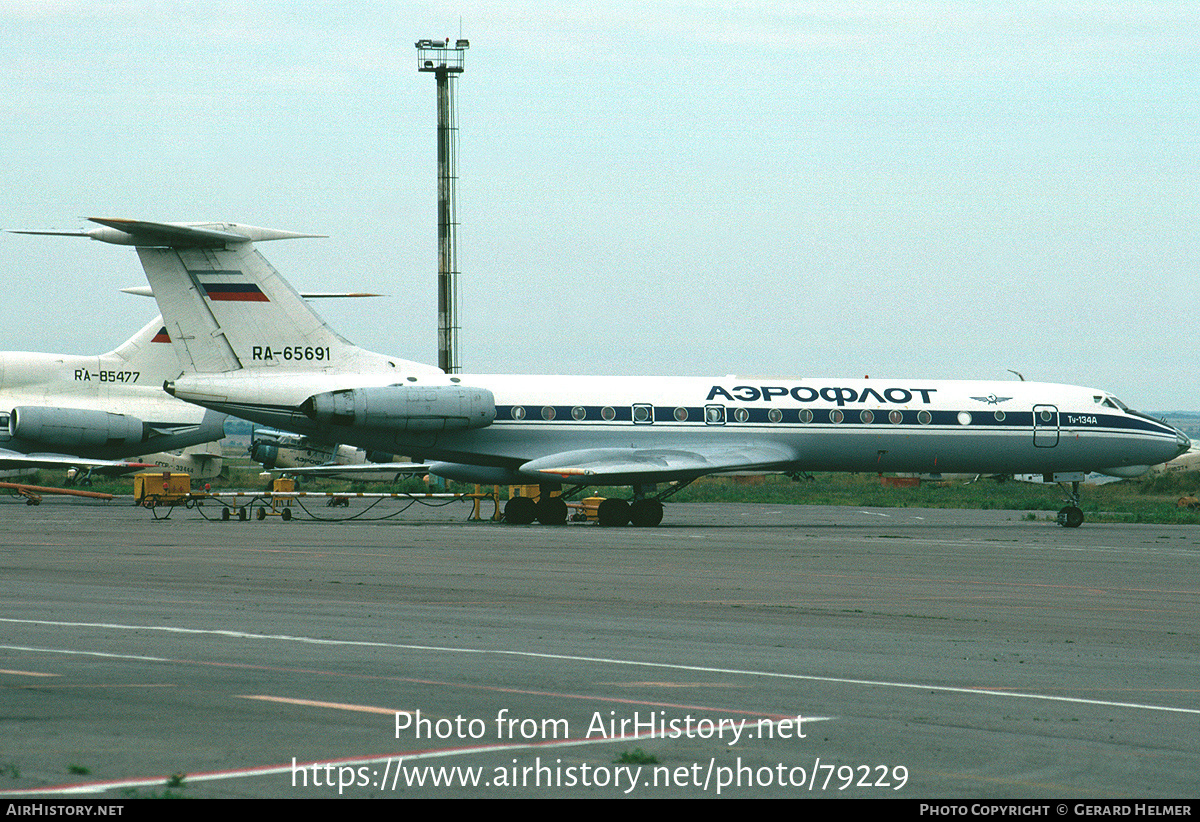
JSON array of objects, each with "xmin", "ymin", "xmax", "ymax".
[{"xmin": 1176, "ymin": 429, "xmax": 1191, "ymax": 456}]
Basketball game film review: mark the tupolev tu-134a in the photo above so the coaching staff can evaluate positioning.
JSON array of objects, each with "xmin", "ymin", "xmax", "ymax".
[{"xmin": 49, "ymin": 217, "xmax": 1191, "ymax": 527}]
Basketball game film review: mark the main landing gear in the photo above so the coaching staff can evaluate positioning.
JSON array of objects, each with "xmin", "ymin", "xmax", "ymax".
[
  {"xmin": 502, "ymin": 493, "xmax": 567, "ymax": 526},
  {"xmin": 1056, "ymin": 480, "xmax": 1085, "ymax": 528},
  {"xmin": 503, "ymin": 481, "xmax": 692, "ymax": 527},
  {"xmin": 596, "ymin": 497, "xmax": 663, "ymax": 527}
]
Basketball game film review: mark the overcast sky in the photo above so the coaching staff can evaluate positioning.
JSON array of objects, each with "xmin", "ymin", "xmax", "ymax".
[{"xmin": 2, "ymin": 2, "xmax": 1196, "ymax": 411}]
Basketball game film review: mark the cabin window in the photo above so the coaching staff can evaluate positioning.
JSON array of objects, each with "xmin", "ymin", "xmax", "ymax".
[
  {"xmin": 830, "ymin": 409, "xmax": 844, "ymax": 424},
  {"xmin": 917, "ymin": 410, "xmax": 932, "ymax": 425},
  {"xmin": 768, "ymin": 408, "xmax": 782, "ymax": 423},
  {"xmin": 674, "ymin": 407, "xmax": 688, "ymax": 422},
  {"xmin": 510, "ymin": 406, "xmax": 526, "ymax": 420},
  {"xmin": 957, "ymin": 411, "xmax": 972, "ymax": 426},
  {"xmin": 860, "ymin": 410, "xmax": 874, "ymax": 424},
  {"xmin": 705, "ymin": 405, "xmax": 725, "ymax": 425},
  {"xmin": 632, "ymin": 404, "xmax": 653, "ymax": 424},
  {"xmin": 994, "ymin": 410, "xmax": 1006, "ymax": 422},
  {"xmin": 541, "ymin": 406, "xmax": 556, "ymax": 421},
  {"xmin": 733, "ymin": 407, "xmax": 750, "ymax": 423},
  {"xmin": 798, "ymin": 409, "xmax": 813, "ymax": 424},
  {"xmin": 889, "ymin": 410, "xmax": 903, "ymax": 425},
  {"xmin": 571, "ymin": 406, "xmax": 586, "ymax": 421},
  {"xmin": 601, "ymin": 406, "xmax": 616, "ymax": 421}
]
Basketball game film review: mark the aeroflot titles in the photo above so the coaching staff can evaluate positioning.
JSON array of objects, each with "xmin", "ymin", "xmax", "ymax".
[{"xmin": 707, "ymin": 385, "xmax": 938, "ymax": 406}]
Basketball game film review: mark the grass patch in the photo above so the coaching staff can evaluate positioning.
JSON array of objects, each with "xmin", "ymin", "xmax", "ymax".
[{"xmin": 615, "ymin": 748, "xmax": 659, "ymax": 765}]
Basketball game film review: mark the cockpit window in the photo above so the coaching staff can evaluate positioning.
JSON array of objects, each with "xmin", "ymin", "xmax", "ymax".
[{"xmin": 1101, "ymin": 396, "xmax": 1129, "ymax": 411}]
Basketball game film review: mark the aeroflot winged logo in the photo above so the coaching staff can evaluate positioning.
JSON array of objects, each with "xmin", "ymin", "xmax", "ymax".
[
  {"xmin": 970, "ymin": 394, "xmax": 1013, "ymax": 405},
  {"xmin": 191, "ymin": 271, "xmax": 270, "ymax": 302},
  {"xmin": 707, "ymin": 385, "xmax": 937, "ymax": 406}
]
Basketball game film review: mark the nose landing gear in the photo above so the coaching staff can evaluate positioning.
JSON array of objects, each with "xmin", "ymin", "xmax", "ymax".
[{"xmin": 1056, "ymin": 479, "xmax": 1084, "ymax": 528}]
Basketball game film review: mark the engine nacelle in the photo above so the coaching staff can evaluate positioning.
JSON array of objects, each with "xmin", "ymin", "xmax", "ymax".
[
  {"xmin": 11, "ymin": 406, "xmax": 147, "ymax": 449},
  {"xmin": 301, "ymin": 384, "xmax": 496, "ymax": 432},
  {"xmin": 249, "ymin": 441, "xmax": 279, "ymax": 469}
]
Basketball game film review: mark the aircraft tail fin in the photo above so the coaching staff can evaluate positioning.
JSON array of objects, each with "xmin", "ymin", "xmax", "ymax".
[
  {"xmin": 104, "ymin": 219, "xmax": 437, "ymax": 377},
  {"xmin": 103, "ymin": 315, "xmax": 181, "ymax": 381}
]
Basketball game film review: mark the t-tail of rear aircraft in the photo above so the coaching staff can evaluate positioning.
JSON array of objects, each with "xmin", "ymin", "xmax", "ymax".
[{"xmin": 104, "ymin": 315, "xmax": 182, "ymax": 379}]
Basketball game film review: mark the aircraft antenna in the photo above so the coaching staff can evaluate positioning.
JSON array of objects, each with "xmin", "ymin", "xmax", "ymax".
[{"xmin": 416, "ymin": 37, "xmax": 468, "ymax": 374}]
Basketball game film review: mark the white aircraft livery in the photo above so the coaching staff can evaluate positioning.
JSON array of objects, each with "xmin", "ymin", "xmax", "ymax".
[
  {"xmin": 0, "ymin": 312, "xmax": 226, "ymax": 475},
  {"xmin": 62, "ymin": 218, "xmax": 1191, "ymax": 527}
]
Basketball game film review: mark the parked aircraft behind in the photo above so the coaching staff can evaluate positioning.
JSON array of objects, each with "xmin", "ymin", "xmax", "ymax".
[
  {"xmin": 0, "ymin": 314, "xmax": 226, "ymax": 476},
  {"xmin": 52, "ymin": 218, "xmax": 1192, "ymax": 527},
  {"xmin": 248, "ymin": 428, "xmax": 421, "ymax": 482}
]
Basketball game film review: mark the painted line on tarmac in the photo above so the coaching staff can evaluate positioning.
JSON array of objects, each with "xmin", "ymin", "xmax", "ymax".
[{"xmin": 3, "ymin": 617, "xmax": 1199, "ymax": 717}]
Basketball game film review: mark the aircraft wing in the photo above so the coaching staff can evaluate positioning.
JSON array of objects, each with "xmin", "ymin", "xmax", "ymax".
[
  {"xmin": 0, "ymin": 449, "xmax": 151, "ymax": 472},
  {"xmin": 520, "ymin": 442, "xmax": 798, "ymax": 484},
  {"xmin": 271, "ymin": 463, "xmax": 429, "ymax": 481}
]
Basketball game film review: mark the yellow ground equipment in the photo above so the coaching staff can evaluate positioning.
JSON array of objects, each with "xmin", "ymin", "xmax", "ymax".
[{"xmin": 134, "ymin": 472, "xmax": 191, "ymax": 509}]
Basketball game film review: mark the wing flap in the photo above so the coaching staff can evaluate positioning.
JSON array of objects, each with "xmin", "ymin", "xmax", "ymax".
[{"xmin": 519, "ymin": 443, "xmax": 797, "ymax": 483}]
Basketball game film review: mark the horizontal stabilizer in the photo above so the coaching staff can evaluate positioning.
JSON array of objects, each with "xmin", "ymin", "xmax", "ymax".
[
  {"xmin": 11, "ymin": 218, "xmax": 324, "ymax": 248},
  {"xmin": 121, "ymin": 286, "xmax": 382, "ymax": 299}
]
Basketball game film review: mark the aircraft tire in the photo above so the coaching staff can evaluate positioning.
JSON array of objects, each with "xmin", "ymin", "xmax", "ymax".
[
  {"xmin": 504, "ymin": 495, "xmax": 538, "ymax": 525},
  {"xmin": 1057, "ymin": 506, "xmax": 1084, "ymax": 528},
  {"xmin": 536, "ymin": 496, "xmax": 568, "ymax": 525},
  {"xmin": 597, "ymin": 498, "xmax": 630, "ymax": 527},
  {"xmin": 629, "ymin": 499, "xmax": 664, "ymax": 527}
]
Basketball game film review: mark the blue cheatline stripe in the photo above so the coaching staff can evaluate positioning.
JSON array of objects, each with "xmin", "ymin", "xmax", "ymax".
[{"xmin": 492, "ymin": 406, "xmax": 1174, "ymax": 436}]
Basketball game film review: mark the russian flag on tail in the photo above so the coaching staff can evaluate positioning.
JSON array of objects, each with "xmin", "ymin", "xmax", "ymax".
[{"xmin": 192, "ymin": 271, "xmax": 271, "ymax": 302}]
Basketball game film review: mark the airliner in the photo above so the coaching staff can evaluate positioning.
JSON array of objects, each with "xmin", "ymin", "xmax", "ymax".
[
  {"xmin": 248, "ymin": 428, "xmax": 423, "ymax": 482},
  {"xmin": 50, "ymin": 218, "xmax": 1192, "ymax": 527},
  {"xmin": 0, "ymin": 313, "xmax": 227, "ymax": 476}
]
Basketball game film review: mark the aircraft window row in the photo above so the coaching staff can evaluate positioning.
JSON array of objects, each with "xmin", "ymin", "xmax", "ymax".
[{"xmin": 504, "ymin": 405, "xmax": 1022, "ymax": 426}]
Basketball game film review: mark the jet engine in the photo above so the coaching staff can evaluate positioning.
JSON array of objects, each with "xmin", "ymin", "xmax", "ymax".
[
  {"xmin": 10, "ymin": 406, "xmax": 147, "ymax": 449},
  {"xmin": 301, "ymin": 384, "xmax": 496, "ymax": 432}
]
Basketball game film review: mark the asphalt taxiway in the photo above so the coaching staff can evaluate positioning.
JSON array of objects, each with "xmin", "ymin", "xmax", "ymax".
[{"xmin": 1, "ymin": 497, "xmax": 1197, "ymax": 798}]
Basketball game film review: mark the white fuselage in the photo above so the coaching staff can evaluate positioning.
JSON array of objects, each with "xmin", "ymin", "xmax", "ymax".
[
  {"xmin": 0, "ymin": 347, "xmax": 223, "ymax": 460},
  {"xmin": 169, "ymin": 369, "xmax": 1189, "ymax": 483}
]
